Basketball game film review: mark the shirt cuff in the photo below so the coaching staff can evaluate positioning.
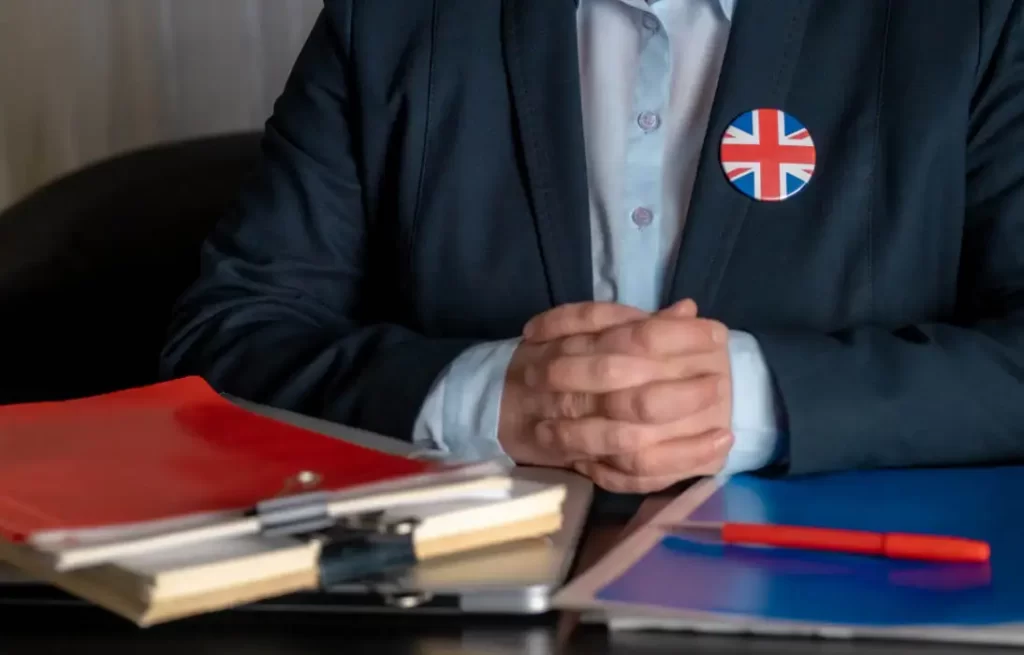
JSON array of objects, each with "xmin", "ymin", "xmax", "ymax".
[
  {"xmin": 721, "ymin": 330, "xmax": 787, "ymax": 474},
  {"xmin": 411, "ymin": 338, "xmax": 522, "ymax": 463}
]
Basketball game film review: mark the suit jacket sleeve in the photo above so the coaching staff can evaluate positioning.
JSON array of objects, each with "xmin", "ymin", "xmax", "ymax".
[
  {"xmin": 752, "ymin": 3, "xmax": 1024, "ymax": 475},
  {"xmin": 160, "ymin": 12, "xmax": 477, "ymax": 441}
]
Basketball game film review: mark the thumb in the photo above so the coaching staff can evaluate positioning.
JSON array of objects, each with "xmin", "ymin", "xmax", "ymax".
[
  {"xmin": 658, "ymin": 298, "xmax": 698, "ymax": 318},
  {"xmin": 522, "ymin": 302, "xmax": 648, "ymax": 342}
]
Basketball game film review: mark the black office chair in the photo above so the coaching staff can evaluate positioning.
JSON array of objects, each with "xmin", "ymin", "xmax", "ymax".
[{"xmin": 0, "ymin": 132, "xmax": 262, "ymax": 405}]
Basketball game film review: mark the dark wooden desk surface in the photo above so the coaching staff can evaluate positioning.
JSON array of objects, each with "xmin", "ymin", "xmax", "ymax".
[
  {"xmin": 0, "ymin": 603, "xmax": 1004, "ymax": 655},
  {"xmin": 0, "ymin": 507, "xmax": 1011, "ymax": 654}
]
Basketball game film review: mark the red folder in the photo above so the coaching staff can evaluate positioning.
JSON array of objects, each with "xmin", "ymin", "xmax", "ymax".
[{"xmin": 0, "ymin": 377, "xmax": 437, "ymax": 542}]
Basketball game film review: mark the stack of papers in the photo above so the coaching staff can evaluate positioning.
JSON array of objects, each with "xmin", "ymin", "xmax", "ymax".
[{"xmin": 0, "ymin": 377, "xmax": 566, "ymax": 626}]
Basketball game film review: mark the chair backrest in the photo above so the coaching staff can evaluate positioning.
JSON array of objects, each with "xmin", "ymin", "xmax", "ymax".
[{"xmin": 0, "ymin": 132, "xmax": 262, "ymax": 404}]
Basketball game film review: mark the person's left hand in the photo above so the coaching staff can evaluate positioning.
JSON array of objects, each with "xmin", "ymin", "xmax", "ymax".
[{"xmin": 521, "ymin": 300, "xmax": 734, "ymax": 493}]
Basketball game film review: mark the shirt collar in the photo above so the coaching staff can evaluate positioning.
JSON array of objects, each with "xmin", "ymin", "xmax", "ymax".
[{"xmin": 576, "ymin": 0, "xmax": 737, "ymax": 21}]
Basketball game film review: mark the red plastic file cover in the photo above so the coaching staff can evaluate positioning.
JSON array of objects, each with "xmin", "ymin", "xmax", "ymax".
[{"xmin": 0, "ymin": 377, "xmax": 436, "ymax": 542}]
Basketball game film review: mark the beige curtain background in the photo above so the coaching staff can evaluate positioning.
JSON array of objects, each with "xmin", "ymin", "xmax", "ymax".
[{"xmin": 0, "ymin": 0, "xmax": 322, "ymax": 211}]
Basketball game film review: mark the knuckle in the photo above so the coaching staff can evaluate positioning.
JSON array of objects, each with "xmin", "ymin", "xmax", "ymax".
[
  {"xmin": 628, "ymin": 478, "xmax": 658, "ymax": 494},
  {"xmin": 531, "ymin": 313, "xmax": 558, "ymax": 337},
  {"xmin": 695, "ymin": 446, "xmax": 728, "ymax": 475},
  {"xmin": 551, "ymin": 422, "xmax": 576, "ymax": 451},
  {"xmin": 679, "ymin": 379, "xmax": 710, "ymax": 411},
  {"xmin": 687, "ymin": 377, "xmax": 719, "ymax": 411},
  {"xmin": 559, "ymin": 334, "xmax": 592, "ymax": 356},
  {"xmin": 701, "ymin": 432, "xmax": 731, "ymax": 462},
  {"xmin": 591, "ymin": 471, "xmax": 616, "ymax": 492},
  {"xmin": 534, "ymin": 422, "xmax": 554, "ymax": 447},
  {"xmin": 556, "ymin": 392, "xmax": 590, "ymax": 419},
  {"xmin": 619, "ymin": 475, "xmax": 648, "ymax": 494},
  {"xmin": 598, "ymin": 391, "xmax": 626, "ymax": 421},
  {"xmin": 541, "ymin": 359, "xmax": 564, "ymax": 387},
  {"xmin": 696, "ymin": 438, "xmax": 719, "ymax": 464},
  {"xmin": 596, "ymin": 470, "xmax": 630, "ymax": 493},
  {"xmin": 629, "ymin": 449, "xmax": 661, "ymax": 476},
  {"xmin": 536, "ymin": 394, "xmax": 562, "ymax": 420},
  {"xmin": 708, "ymin": 374, "xmax": 727, "ymax": 397},
  {"xmin": 633, "ymin": 389, "xmax": 661, "ymax": 422},
  {"xmin": 594, "ymin": 324, "xmax": 629, "ymax": 353},
  {"xmin": 591, "ymin": 356, "xmax": 620, "ymax": 383},
  {"xmin": 705, "ymin": 319, "xmax": 728, "ymax": 344},
  {"xmin": 577, "ymin": 303, "xmax": 598, "ymax": 329},
  {"xmin": 633, "ymin": 320, "xmax": 661, "ymax": 351},
  {"xmin": 605, "ymin": 423, "xmax": 635, "ymax": 453}
]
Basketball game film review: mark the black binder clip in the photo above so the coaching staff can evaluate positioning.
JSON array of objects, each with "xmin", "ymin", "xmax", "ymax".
[
  {"xmin": 248, "ymin": 478, "xmax": 422, "ymax": 589},
  {"xmin": 313, "ymin": 511, "xmax": 422, "ymax": 589}
]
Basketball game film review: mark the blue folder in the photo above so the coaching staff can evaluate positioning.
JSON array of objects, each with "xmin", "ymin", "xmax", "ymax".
[{"xmin": 596, "ymin": 466, "xmax": 1024, "ymax": 627}]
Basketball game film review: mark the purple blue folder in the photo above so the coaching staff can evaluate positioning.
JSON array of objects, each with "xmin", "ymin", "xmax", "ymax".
[{"xmin": 556, "ymin": 465, "xmax": 1024, "ymax": 645}]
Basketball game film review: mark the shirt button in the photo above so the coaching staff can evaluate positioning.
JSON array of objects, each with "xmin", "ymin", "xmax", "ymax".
[
  {"xmin": 642, "ymin": 14, "xmax": 660, "ymax": 31},
  {"xmin": 631, "ymin": 206, "xmax": 654, "ymax": 228},
  {"xmin": 637, "ymin": 111, "xmax": 661, "ymax": 132}
]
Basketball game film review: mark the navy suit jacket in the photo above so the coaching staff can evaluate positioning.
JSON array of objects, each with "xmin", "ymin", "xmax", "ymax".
[{"xmin": 162, "ymin": 0, "xmax": 1024, "ymax": 475}]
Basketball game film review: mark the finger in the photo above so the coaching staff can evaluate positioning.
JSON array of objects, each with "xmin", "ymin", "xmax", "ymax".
[
  {"xmin": 656, "ymin": 298, "xmax": 698, "ymax": 318},
  {"xmin": 602, "ymin": 429, "xmax": 734, "ymax": 478},
  {"xmin": 572, "ymin": 460, "xmax": 689, "ymax": 494},
  {"xmin": 531, "ymin": 391, "xmax": 599, "ymax": 420},
  {"xmin": 556, "ymin": 333, "xmax": 597, "ymax": 356},
  {"xmin": 592, "ymin": 317, "xmax": 727, "ymax": 357},
  {"xmin": 601, "ymin": 375, "xmax": 726, "ymax": 423},
  {"xmin": 628, "ymin": 401, "xmax": 732, "ymax": 441},
  {"xmin": 523, "ymin": 302, "xmax": 648, "ymax": 342},
  {"xmin": 535, "ymin": 416, "xmax": 667, "ymax": 457},
  {"xmin": 666, "ymin": 351, "xmax": 730, "ymax": 380},
  {"xmin": 578, "ymin": 447, "xmax": 730, "ymax": 493},
  {"xmin": 524, "ymin": 354, "xmax": 674, "ymax": 392}
]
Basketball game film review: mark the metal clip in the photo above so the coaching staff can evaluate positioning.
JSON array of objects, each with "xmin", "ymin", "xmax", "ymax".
[
  {"xmin": 251, "ymin": 468, "xmax": 422, "ymax": 541},
  {"xmin": 382, "ymin": 591, "xmax": 433, "ymax": 609},
  {"xmin": 274, "ymin": 470, "xmax": 323, "ymax": 497},
  {"xmin": 327, "ymin": 511, "xmax": 420, "ymax": 540},
  {"xmin": 253, "ymin": 488, "xmax": 333, "ymax": 538}
]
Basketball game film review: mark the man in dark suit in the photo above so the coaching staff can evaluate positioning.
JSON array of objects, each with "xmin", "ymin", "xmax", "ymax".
[{"xmin": 162, "ymin": 0, "xmax": 1024, "ymax": 493}]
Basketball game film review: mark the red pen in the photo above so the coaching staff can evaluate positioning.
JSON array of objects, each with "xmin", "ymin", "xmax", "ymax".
[{"xmin": 668, "ymin": 521, "xmax": 991, "ymax": 563}]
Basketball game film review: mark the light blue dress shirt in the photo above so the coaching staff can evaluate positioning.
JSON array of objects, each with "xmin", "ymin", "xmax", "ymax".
[{"xmin": 412, "ymin": 0, "xmax": 785, "ymax": 474}]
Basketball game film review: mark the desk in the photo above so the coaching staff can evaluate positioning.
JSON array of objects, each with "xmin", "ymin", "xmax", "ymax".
[
  {"xmin": 1, "ymin": 609, "xmax": 997, "ymax": 655},
  {"xmin": 0, "ymin": 406, "xmax": 1009, "ymax": 653},
  {"xmin": 0, "ymin": 522, "xmax": 1008, "ymax": 654}
]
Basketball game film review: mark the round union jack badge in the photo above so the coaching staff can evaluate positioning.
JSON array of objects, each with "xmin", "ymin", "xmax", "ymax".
[{"xmin": 719, "ymin": 108, "xmax": 816, "ymax": 202}]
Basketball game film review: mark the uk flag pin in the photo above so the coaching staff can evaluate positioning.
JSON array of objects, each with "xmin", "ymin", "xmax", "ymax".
[{"xmin": 719, "ymin": 108, "xmax": 816, "ymax": 202}]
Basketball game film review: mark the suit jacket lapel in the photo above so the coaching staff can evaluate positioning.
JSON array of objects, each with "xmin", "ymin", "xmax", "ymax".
[
  {"xmin": 665, "ymin": 0, "xmax": 813, "ymax": 312},
  {"xmin": 502, "ymin": 0, "xmax": 593, "ymax": 306}
]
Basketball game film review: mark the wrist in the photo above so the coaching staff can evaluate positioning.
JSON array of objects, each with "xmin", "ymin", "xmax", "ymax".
[{"xmin": 497, "ymin": 342, "xmax": 541, "ymax": 461}]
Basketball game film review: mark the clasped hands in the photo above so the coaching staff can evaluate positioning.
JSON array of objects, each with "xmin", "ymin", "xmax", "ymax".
[{"xmin": 498, "ymin": 299, "xmax": 734, "ymax": 493}]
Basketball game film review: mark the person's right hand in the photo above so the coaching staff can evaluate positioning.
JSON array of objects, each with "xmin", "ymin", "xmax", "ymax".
[{"xmin": 497, "ymin": 300, "xmax": 697, "ymax": 468}]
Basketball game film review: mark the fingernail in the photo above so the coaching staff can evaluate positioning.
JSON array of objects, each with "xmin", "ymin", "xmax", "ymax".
[
  {"xmin": 522, "ymin": 322, "xmax": 535, "ymax": 339},
  {"xmin": 712, "ymin": 325, "xmax": 728, "ymax": 344},
  {"xmin": 715, "ymin": 432, "xmax": 734, "ymax": 449}
]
